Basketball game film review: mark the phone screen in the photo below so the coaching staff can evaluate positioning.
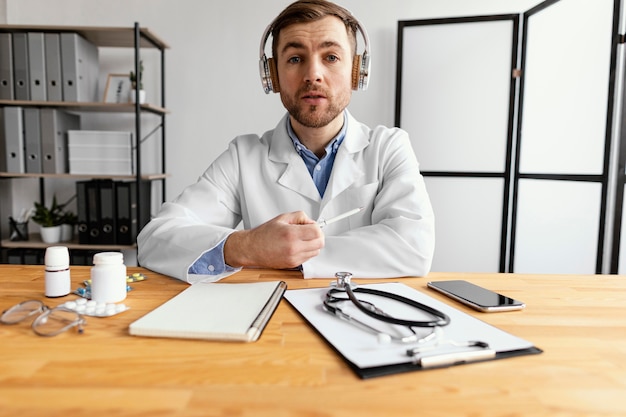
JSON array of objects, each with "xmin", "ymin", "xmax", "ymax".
[{"xmin": 427, "ymin": 280, "xmax": 525, "ymax": 312}]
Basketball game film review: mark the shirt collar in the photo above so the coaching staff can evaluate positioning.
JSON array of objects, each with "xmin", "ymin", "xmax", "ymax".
[{"xmin": 287, "ymin": 111, "xmax": 348, "ymax": 159}]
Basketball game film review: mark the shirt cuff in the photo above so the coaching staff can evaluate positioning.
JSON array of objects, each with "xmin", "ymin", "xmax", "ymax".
[{"xmin": 188, "ymin": 239, "xmax": 238, "ymax": 276}]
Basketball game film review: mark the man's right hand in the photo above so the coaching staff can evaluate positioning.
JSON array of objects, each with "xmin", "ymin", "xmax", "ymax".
[{"xmin": 223, "ymin": 211, "xmax": 324, "ymax": 270}]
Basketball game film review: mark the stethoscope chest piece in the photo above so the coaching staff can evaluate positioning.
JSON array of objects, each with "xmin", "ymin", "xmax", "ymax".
[{"xmin": 332, "ymin": 271, "xmax": 355, "ymax": 290}]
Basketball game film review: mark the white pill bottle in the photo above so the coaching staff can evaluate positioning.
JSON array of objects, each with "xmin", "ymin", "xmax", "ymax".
[
  {"xmin": 90, "ymin": 252, "xmax": 127, "ymax": 303},
  {"xmin": 44, "ymin": 246, "xmax": 71, "ymax": 297}
]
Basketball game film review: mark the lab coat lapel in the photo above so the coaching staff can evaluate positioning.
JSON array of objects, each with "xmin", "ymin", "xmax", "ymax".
[
  {"xmin": 323, "ymin": 147, "xmax": 363, "ymax": 202},
  {"xmin": 279, "ymin": 158, "xmax": 321, "ymax": 202},
  {"xmin": 269, "ymin": 115, "xmax": 321, "ymax": 202},
  {"xmin": 323, "ymin": 112, "xmax": 367, "ymax": 202}
]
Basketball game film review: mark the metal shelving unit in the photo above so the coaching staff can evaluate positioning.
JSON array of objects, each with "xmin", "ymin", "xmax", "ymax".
[{"xmin": 0, "ymin": 23, "xmax": 168, "ymax": 259}]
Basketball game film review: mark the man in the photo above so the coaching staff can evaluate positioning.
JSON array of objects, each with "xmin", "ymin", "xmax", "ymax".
[{"xmin": 137, "ymin": 0, "xmax": 434, "ymax": 283}]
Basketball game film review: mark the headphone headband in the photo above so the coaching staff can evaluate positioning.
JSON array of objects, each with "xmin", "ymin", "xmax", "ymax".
[
  {"xmin": 259, "ymin": 23, "xmax": 276, "ymax": 94},
  {"xmin": 259, "ymin": 17, "xmax": 371, "ymax": 94}
]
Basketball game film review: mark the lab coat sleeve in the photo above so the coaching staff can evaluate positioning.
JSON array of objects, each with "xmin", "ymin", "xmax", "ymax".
[
  {"xmin": 302, "ymin": 127, "xmax": 435, "ymax": 278},
  {"xmin": 137, "ymin": 142, "xmax": 244, "ymax": 283}
]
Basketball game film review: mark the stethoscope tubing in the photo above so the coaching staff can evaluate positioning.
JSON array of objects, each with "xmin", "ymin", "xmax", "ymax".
[{"xmin": 325, "ymin": 285, "xmax": 450, "ymax": 328}]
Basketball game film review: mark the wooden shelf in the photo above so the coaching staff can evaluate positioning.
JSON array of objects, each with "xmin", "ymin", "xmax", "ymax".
[
  {"xmin": 0, "ymin": 99, "xmax": 168, "ymax": 115},
  {"xmin": 0, "ymin": 24, "xmax": 169, "ymax": 49},
  {"xmin": 0, "ymin": 172, "xmax": 169, "ymax": 181},
  {"xmin": 1, "ymin": 235, "xmax": 136, "ymax": 251}
]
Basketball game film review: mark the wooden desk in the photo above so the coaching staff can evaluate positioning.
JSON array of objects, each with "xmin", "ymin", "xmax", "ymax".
[{"xmin": 0, "ymin": 265, "xmax": 625, "ymax": 417}]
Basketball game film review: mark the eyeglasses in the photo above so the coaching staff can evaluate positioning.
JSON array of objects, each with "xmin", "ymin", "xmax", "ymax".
[{"xmin": 1, "ymin": 300, "xmax": 86, "ymax": 337}]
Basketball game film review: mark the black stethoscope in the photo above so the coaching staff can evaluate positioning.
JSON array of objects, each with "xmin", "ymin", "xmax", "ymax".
[{"xmin": 322, "ymin": 272, "xmax": 451, "ymax": 344}]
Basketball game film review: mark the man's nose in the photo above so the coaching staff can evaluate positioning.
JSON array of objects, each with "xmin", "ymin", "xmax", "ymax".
[{"xmin": 304, "ymin": 59, "xmax": 323, "ymax": 84}]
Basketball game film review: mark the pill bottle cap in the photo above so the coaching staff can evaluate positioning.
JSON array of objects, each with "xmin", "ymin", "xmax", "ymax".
[
  {"xmin": 44, "ymin": 246, "xmax": 69, "ymax": 268},
  {"xmin": 93, "ymin": 252, "xmax": 124, "ymax": 265}
]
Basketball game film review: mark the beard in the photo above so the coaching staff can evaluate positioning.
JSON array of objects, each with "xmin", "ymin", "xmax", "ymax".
[{"xmin": 281, "ymin": 84, "xmax": 351, "ymax": 128}]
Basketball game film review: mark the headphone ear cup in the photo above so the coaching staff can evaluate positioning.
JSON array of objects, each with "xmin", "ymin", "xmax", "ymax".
[
  {"xmin": 268, "ymin": 57, "xmax": 280, "ymax": 93},
  {"xmin": 352, "ymin": 54, "xmax": 370, "ymax": 91},
  {"xmin": 352, "ymin": 55, "xmax": 361, "ymax": 90}
]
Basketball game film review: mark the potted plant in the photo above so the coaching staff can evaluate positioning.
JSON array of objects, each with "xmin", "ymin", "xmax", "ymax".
[
  {"xmin": 31, "ymin": 195, "xmax": 77, "ymax": 244},
  {"xmin": 31, "ymin": 196, "xmax": 64, "ymax": 244},
  {"xmin": 129, "ymin": 60, "xmax": 146, "ymax": 104}
]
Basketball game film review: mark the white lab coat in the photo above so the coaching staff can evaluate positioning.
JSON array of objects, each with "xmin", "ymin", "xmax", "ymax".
[{"xmin": 137, "ymin": 111, "xmax": 434, "ymax": 283}]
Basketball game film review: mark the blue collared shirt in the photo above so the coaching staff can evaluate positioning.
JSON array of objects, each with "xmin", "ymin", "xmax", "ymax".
[
  {"xmin": 188, "ymin": 113, "xmax": 347, "ymax": 276},
  {"xmin": 287, "ymin": 115, "xmax": 347, "ymax": 198}
]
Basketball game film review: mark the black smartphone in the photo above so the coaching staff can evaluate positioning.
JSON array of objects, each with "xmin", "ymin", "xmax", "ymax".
[{"xmin": 427, "ymin": 280, "xmax": 525, "ymax": 312}]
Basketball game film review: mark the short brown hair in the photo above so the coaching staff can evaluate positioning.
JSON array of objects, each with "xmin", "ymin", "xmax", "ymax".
[{"xmin": 270, "ymin": 0, "xmax": 359, "ymax": 58}]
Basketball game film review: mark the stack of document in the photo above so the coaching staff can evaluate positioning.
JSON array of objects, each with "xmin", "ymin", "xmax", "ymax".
[
  {"xmin": 0, "ymin": 31, "xmax": 98, "ymax": 102},
  {"xmin": 0, "ymin": 107, "xmax": 80, "ymax": 174},
  {"xmin": 75, "ymin": 179, "xmax": 151, "ymax": 245},
  {"xmin": 68, "ymin": 130, "xmax": 134, "ymax": 175}
]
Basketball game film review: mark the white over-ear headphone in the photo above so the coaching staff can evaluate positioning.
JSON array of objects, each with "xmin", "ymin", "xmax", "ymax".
[{"xmin": 259, "ymin": 19, "xmax": 371, "ymax": 94}]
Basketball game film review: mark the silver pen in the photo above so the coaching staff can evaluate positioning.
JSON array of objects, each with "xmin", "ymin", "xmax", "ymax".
[{"xmin": 317, "ymin": 207, "xmax": 364, "ymax": 228}]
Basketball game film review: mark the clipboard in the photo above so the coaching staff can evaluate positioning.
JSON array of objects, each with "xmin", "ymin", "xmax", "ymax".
[{"xmin": 284, "ymin": 282, "xmax": 542, "ymax": 379}]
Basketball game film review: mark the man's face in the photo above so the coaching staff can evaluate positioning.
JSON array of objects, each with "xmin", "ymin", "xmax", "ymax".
[{"xmin": 275, "ymin": 16, "xmax": 353, "ymax": 129}]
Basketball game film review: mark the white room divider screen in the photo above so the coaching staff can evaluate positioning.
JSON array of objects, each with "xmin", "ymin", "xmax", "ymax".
[
  {"xmin": 396, "ymin": 0, "xmax": 621, "ymax": 274},
  {"xmin": 396, "ymin": 14, "xmax": 518, "ymax": 273}
]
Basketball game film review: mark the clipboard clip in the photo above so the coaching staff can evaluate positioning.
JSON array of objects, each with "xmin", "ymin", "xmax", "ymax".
[
  {"xmin": 407, "ymin": 340, "xmax": 494, "ymax": 368},
  {"xmin": 412, "ymin": 348, "xmax": 496, "ymax": 368}
]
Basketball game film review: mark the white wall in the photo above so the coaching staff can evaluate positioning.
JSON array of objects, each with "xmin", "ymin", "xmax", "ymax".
[{"xmin": 5, "ymin": 0, "xmax": 542, "ymax": 204}]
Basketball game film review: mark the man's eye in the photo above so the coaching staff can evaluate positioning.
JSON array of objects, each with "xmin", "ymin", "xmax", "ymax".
[
  {"xmin": 288, "ymin": 57, "xmax": 301, "ymax": 64},
  {"xmin": 327, "ymin": 55, "xmax": 339, "ymax": 62}
]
